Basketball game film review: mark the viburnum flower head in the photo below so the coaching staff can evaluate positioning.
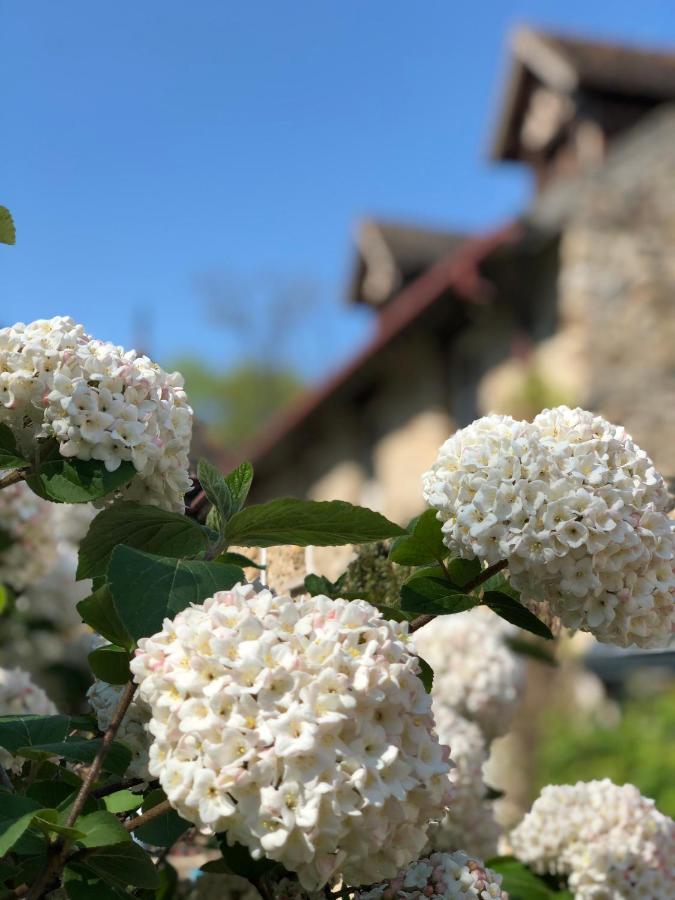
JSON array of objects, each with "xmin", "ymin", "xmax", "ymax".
[
  {"xmin": 423, "ymin": 407, "xmax": 675, "ymax": 648},
  {"xmin": 510, "ymin": 780, "xmax": 675, "ymax": 899},
  {"xmin": 0, "ymin": 667, "xmax": 57, "ymax": 772},
  {"xmin": 0, "ymin": 481, "xmax": 58, "ymax": 591},
  {"xmin": 131, "ymin": 584, "xmax": 451, "ymax": 890},
  {"xmin": 87, "ymin": 679, "xmax": 152, "ymax": 780},
  {"xmin": 356, "ymin": 850, "xmax": 507, "ymax": 900},
  {"xmin": 414, "ymin": 607, "xmax": 524, "ymax": 740},
  {"xmin": 0, "ymin": 316, "xmax": 192, "ymax": 511}
]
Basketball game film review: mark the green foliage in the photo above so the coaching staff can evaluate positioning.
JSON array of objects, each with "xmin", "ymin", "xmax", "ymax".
[
  {"xmin": 77, "ymin": 586, "xmax": 134, "ymax": 651},
  {"xmin": 208, "ymin": 838, "xmax": 278, "ymax": 879},
  {"xmin": 77, "ymin": 502, "xmax": 210, "ymax": 579},
  {"xmin": 225, "ymin": 497, "xmax": 405, "ymax": 547},
  {"xmin": 535, "ymin": 684, "xmax": 675, "ymax": 816},
  {"xmin": 389, "ymin": 510, "xmax": 448, "ymax": 566},
  {"xmin": 75, "ymin": 841, "xmax": 160, "ymax": 889},
  {"xmin": 222, "ymin": 460, "xmax": 254, "ymax": 514},
  {"xmin": 107, "ymin": 546, "xmax": 244, "ymax": 642},
  {"xmin": 103, "ymin": 790, "xmax": 142, "ymax": 814},
  {"xmin": 75, "ymin": 810, "xmax": 131, "ymax": 848},
  {"xmin": 400, "ymin": 576, "xmax": 478, "ymax": 615},
  {"xmin": 133, "ymin": 789, "xmax": 190, "ymax": 847},
  {"xmin": 0, "ymin": 423, "xmax": 27, "ymax": 470},
  {"xmin": 0, "ymin": 713, "xmax": 73, "ymax": 753},
  {"xmin": 88, "ymin": 645, "xmax": 132, "ymax": 685},
  {"xmin": 0, "ymin": 206, "xmax": 15, "ymax": 245},
  {"xmin": 417, "ymin": 657, "xmax": 434, "ymax": 693},
  {"xmin": 0, "ymin": 792, "xmax": 50, "ymax": 856},
  {"xmin": 483, "ymin": 590, "xmax": 553, "ymax": 639},
  {"xmin": 505, "ymin": 635, "xmax": 558, "ymax": 666},
  {"xmin": 303, "ymin": 572, "xmax": 366, "ymax": 601},
  {"xmin": 340, "ymin": 541, "xmax": 411, "ymax": 607},
  {"xmin": 197, "ymin": 459, "xmax": 233, "ymax": 533},
  {"xmin": 486, "ymin": 857, "xmax": 570, "ymax": 899},
  {"xmin": 27, "ymin": 458, "xmax": 136, "ymax": 504},
  {"xmin": 19, "ymin": 738, "xmax": 131, "ymax": 777}
]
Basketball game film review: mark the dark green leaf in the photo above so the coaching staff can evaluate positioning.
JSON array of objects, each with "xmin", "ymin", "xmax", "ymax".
[
  {"xmin": 304, "ymin": 574, "xmax": 338, "ymax": 597},
  {"xmin": 0, "ymin": 714, "xmax": 71, "ymax": 754},
  {"xmin": 0, "ymin": 528, "xmax": 12, "ymax": 555},
  {"xmin": 0, "ymin": 206, "xmax": 15, "ymax": 245},
  {"xmin": 32, "ymin": 810, "xmax": 86, "ymax": 841},
  {"xmin": 18, "ymin": 738, "xmax": 132, "ymax": 777},
  {"xmin": 103, "ymin": 790, "xmax": 141, "ymax": 814},
  {"xmin": 77, "ymin": 502, "xmax": 210, "ymax": 580},
  {"xmin": 485, "ymin": 785, "xmax": 505, "ymax": 801},
  {"xmin": 483, "ymin": 591, "xmax": 553, "ymax": 640},
  {"xmin": 80, "ymin": 841, "xmax": 160, "ymax": 889},
  {"xmin": 27, "ymin": 780, "xmax": 77, "ymax": 809},
  {"xmin": 75, "ymin": 810, "xmax": 130, "ymax": 848},
  {"xmin": 77, "ymin": 586, "xmax": 133, "ymax": 651},
  {"xmin": 0, "ymin": 423, "xmax": 27, "ymax": 470},
  {"xmin": 108, "ymin": 546, "xmax": 244, "ymax": 642},
  {"xmin": 225, "ymin": 498, "xmax": 405, "ymax": 548},
  {"xmin": 26, "ymin": 458, "xmax": 136, "ymax": 504},
  {"xmin": 0, "ymin": 582, "xmax": 10, "ymax": 615},
  {"xmin": 481, "ymin": 572, "xmax": 520, "ymax": 599},
  {"xmin": 65, "ymin": 878, "xmax": 129, "ymax": 900},
  {"xmin": 485, "ymin": 857, "xmax": 565, "ymax": 899},
  {"xmin": 389, "ymin": 510, "xmax": 448, "ymax": 566},
  {"xmin": 400, "ymin": 578, "xmax": 479, "ymax": 615},
  {"xmin": 445, "ymin": 556, "xmax": 482, "ymax": 587},
  {"xmin": 505, "ymin": 635, "xmax": 558, "ymax": 666},
  {"xmin": 214, "ymin": 551, "xmax": 264, "ymax": 569},
  {"xmin": 212, "ymin": 837, "xmax": 277, "ymax": 878},
  {"xmin": 223, "ymin": 461, "xmax": 254, "ymax": 514},
  {"xmin": 198, "ymin": 459, "xmax": 232, "ymax": 533},
  {"xmin": 133, "ymin": 789, "xmax": 190, "ymax": 847},
  {"xmin": 372, "ymin": 604, "xmax": 415, "ymax": 623},
  {"xmin": 417, "ymin": 657, "xmax": 434, "ymax": 693},
  {"xmin": 0, "ymin": 792, "xmax": 45, "ymax": 857},
  {"xmin": 88, "ymin": 645, "xmax": 132, "ymax": 685}
]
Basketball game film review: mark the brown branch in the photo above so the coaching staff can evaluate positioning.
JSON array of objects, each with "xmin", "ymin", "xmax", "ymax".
[
  {"xmin": 409, "ymin": 558, "xmax": 508, "ymax": 633},
  {"xmin": 91, "ymin": 777, "xmax": 145, "ymax": 799},
  {"xmin": 25, "ymin": 681, "xmax": 138, "ymax": 899},
  {"xmin": 124, "ymin": 798, "xmax": 172, "ymax": 832},
  {"xmin": 0, "ymin": 468, "xmax": 27, "ymax": 490},
  {"xmin": 0, "ymin": 762, "xmax": 14, "ymax": 792}
]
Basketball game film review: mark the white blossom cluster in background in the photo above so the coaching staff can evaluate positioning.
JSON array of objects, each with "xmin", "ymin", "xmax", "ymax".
[
  {"xmin": 425, "ymin": 706, "xmax": 500, "ymax": 861},
  {"xmin": 0, "ymin": 316, "xmax": 193, "ymax": 511},
  {"xmin": 0, "ymin": 666, "xmax": 57, "ymax": 772},
  {"xmin": 414, "ymin": 607, "xmax": 525, "ymax": 741},
  {"xmin": 356, "ymin": 850, "xmax": 507, "ymax": 900},
  {"xmin": 131, "ymin": 583, "xmax": 451, "ymax": 890},
  {"xmin": 86, "ymin": 679, "xmax": 152, "ymax": 780},
  {"xmin": 510, "ymin": 780, "xmax": 675, "ymax": 899},
  {"xmin": 0, "ymin": 481, "xmax": 58, "ymax": 591},
  {"xmin": 423, "ymin": 406, "xmax": 675, "ymax": 648}
]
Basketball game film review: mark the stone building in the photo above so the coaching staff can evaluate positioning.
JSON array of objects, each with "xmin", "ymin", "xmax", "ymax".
[{"xmin": 217, "ymin": 26, "xmax": 675, "ymax": 533}]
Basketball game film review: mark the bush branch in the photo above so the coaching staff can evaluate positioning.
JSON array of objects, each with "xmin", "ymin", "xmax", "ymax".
[
  {"xmin": 409, "ymin": 558, "xmax": 508, "ymax": 633},
  {"xmin": 124, "ymin": 797, "xmax": 172, "ymax": 832},
  {"xmin": 0, "ymin": 469, "xmax": 26, "ymax": 490}
]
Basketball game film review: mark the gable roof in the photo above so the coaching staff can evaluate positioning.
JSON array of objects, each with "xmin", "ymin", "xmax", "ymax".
[{"xmin": 492, "ymin": 26, "xmax": 675, "ymax": 161}]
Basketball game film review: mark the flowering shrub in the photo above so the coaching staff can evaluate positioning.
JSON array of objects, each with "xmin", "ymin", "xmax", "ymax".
[
  {"xmin": 423, "ymin": 407, "xmax": 675, "ymax": 648},
  {"xmin": 509, "ymin": 779, "xmax": 675, "ymax": 898},
  {"xmin": 0, "ymin": 307, "xmax": 672, "ymax": 900}
]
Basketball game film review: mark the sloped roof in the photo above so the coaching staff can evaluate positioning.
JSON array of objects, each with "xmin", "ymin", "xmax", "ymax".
[{"xmin": 492, "ymin": 26, "xmax": 675, "ymax": 160}]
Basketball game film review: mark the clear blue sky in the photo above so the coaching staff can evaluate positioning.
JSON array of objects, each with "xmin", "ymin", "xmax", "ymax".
[{"xmin": 3, "ymin": 1, "xmax": 675, "ymax": 381}]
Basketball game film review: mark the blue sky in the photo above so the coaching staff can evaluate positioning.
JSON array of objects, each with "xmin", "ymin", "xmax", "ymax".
[{"xmin": 3, "ymin": 1, "xmax": 675, "ymax": 381}]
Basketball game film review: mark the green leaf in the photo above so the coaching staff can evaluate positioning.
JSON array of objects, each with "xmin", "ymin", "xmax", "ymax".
[
  {"xmin": 75, "ymin": 810, "xmax": 130, "ymax": 848},
  {"xmin": 26, "ymin": 458, "xmax": 136, "ymax": 504},
  {"xmin": 485, "ymin": 857, "xmax": 565, "ymax": 899},
  {"xmin": 88, "ymin": 645, "xmax": 132, "ymax": 685},
  {"xmin": 417, "ymin": 656, "xmax": 434, "ymax": 693},
  {"xmin": 214, "ymin": 551, "xmax": 264, "ymax": 569},
  {"xmin": 389, "ymin": 510, "xmax": 448, "ymax": 566},
  {"xmin": 18, "ymin": 738, "xmax": 132, "ymax": 777},
  {"xmin": 133, "ymin": 789, "xmax": 190, "ymax": 847},
  {"xmin": 27, "ymin": 780, "xmax": 78, "ymax": 809},
  {"xmin": 445, "ymin": 556, "xmax": 482, "ymax": 587},
  {"xmin": 400, "ymin": 577, "xmax": 479, "ymax": 616},
  {"xmin": 211, "ymin": 837, "xmax": 277, "ymax": 878},
  {"xmin": 0, "ymin": 714, "xmax": 71, "ymax": 754},
  {"xmin": 0, "ymin": 792, "xmax": 45, "ymax": 857},
  {"xmin": 223, "ymin": 460, "xmax": 254, "ymax": 514},
  {"xmin": 225, "ymin": 497, "xmax": 405, "ymax": 548},
  {"xmin": 65, "ymin": 878, "xmax": 129, "ymax": 900},
  {"xmin": 505, "ymin": 635, "xmax": 558, "ymax": 666},
  {"xmin": 0, "ymin": 206, "xmax": 15, "ymax": 245},
  {"xmin": 0, "ymin": 423, "xmax": 27, "ymax": 470},
  {"xmin": 372, "ymin": 604, "xmax": 415, "ymax": 623},
  {"xmin": 80, "ymin": 841, "xmax": 160, "ymax": 889},
  {"xmin": 108, "ymin": 545, "xmax": 244, "ymax": 642},
  {"xmin": 304, "ymin": 574, "xmax": 339, "ymax": 597},
  {"xmin": 198, "ymin": 459, "xmax": 232, "ymax": 533},
  {"xmin": 483, "ymin": 591, "xmax": 554, "ymax": 640},
  {"xmin": 77, "ymin": 586, "xmax": 133, "ymax": 651},
  {"xmin": 77, "ymin": 502, "xmax": 210, "ymax": 580},
  {"xmin": 0, "ymin": 583, "xmax": 10, "ymax": 615},
  {"xmin": 103, "ymin": 790, "xmax": 141, "ymax": 814},
  {"xmin": 481, "ymin": 571, "xmax": 520, "ymax": 599},
  {"xmin": 31, "ymin": 810, "xmax": 86, "ymax": 841}
]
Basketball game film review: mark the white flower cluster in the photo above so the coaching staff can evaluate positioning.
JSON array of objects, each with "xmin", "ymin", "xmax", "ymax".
[
  {"xmin": 86, "ymin": 680, "xmax": 152, "ymax": 780},
  {"xmin": 0, "ymin": 666, "xmax": 57, "ymax": 772},
  {"xmin": 510, "ymin": 780, "xmax": 675, "ymax": 899},
  {"xmin": 356, "ymin": 850, "xmax": 507, "ymax": 900},
  {"xmin": 414, "ymin": 607, "xmax": 524, "ymax": 740},
  {"xmin": 0, "ymin": 481, "xmax": 58, "ymax": 591},
  {"xmin": 425, "ymin": 707, "xmax": 500, "ymax": 861},
  {"xmin": 0, "ymin": 316, "xmax": 192, "ymax": 511},
  {"xmin": 131, "ymin": 583, "xmax": 450, "ymax": 890},
  {"xmin": 423, "ymin": 407, "xmax": 675, "ymax": 648}
]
